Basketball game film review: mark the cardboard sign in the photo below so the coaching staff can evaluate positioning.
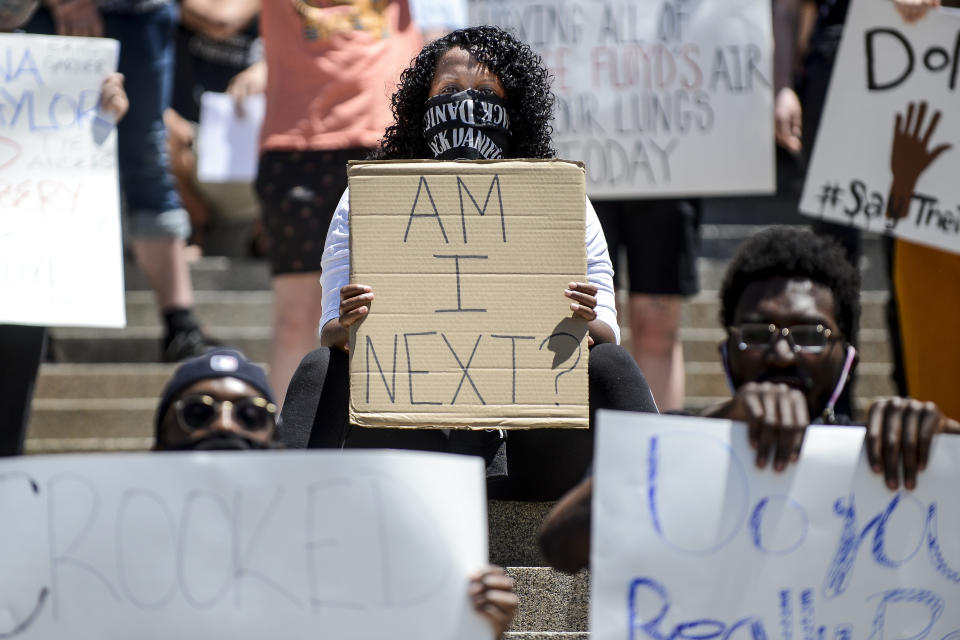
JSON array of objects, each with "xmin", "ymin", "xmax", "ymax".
[
  {"xmin": 348, "ymin": 160, "xmax": 589, "ymax": 429},
  {"xmin": 800, "ymin": 3, "xmax": 960, "ymax": 255},
  {"xmin": 591, "ymin": 411, "xmax": 960, "ymax": 640},
  {"xmin": 468, "ymin": 0, "xmax": 775, "ymax": 198},
  {"xmin": 0, "ymin": 450, "xmax": 490, "ymax": 640},
  {"xmin": 0, "ymin": 34, "xmax": 124, "ymax": 328}
]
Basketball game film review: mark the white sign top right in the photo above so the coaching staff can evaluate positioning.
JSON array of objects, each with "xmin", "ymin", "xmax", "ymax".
[{"xmin": 800, "ymin": 0, "xmax": 960, "ymax": 255}]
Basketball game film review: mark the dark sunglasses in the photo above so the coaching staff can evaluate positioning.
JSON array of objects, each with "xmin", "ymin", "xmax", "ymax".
[
  {"xmin": 728, "ymin": 323, "xmax": 838, "ymax": 354},
  {"xmin": 174, "ymin": 394, "xmax": 277, "ymax": 433}
]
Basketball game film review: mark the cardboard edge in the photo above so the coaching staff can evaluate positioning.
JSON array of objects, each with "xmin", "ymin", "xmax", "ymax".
[
  {"xmin": 347, "ymin": 158, "xmax": 586, "ymax": 176},
  {"xmin": 348, "ymin": 408, "xmax": 589, "ymax": 430}
]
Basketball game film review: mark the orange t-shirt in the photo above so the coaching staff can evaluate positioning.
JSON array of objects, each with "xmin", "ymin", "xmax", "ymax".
[{"xmin": 260, "ymin": 0, "xmax": 423, "ymax": 152}]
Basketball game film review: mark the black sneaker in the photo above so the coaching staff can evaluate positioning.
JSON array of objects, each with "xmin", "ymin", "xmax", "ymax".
[{"xmin": 162, "ymin": 327, "xmax": 220, "ymax": 363}]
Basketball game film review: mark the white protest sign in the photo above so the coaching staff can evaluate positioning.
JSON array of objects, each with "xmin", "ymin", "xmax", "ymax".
[
  {"xmin": 468, "ymin": 0, "xmax": 775, "ymax": 198},
  {"xmin": 0, "ymin": 34, "xmax": 124, "ymax": 328},
  {"xmin": 800, "ymin": 2, "xmax": 960, "ymax": 255},
  {"xmin": 197, "ymin": 92, "xmax": 265, "ymax": 183},
  {"xmin": 0, "ymin": 450, "xmax": 490, "ymax": 640},
  {"xmin": 591, "ymin": 411, "xmax": 960, "ymax": 640}
]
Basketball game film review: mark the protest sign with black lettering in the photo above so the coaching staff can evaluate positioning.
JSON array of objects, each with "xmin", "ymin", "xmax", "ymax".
[
  {"xmin": 0, "ymin": 450, "xmax": 489, "ymax": 640},
  {"xmin": 591, "ymin": 411, "xmax": 960, "ymax": 640},
  {"xmin": 800, "ymin": 2, "xmax": 960, "ymax": 255},
  {"xmin": 468, "ymin": 0, "xmax": 774, "ymax": 198},
  {"xmin": 348, "ymin": 160, "xmax": 588, "ymax": 429},
  {"xmin": 0, "ymin": 34, "xmax": 123, "ymax": 327}
]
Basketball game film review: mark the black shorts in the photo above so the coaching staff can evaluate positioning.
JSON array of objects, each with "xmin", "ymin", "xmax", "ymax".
[
  {"xmin": 255, "ymin": 147, "xmax": 371, "ymax": 275},
  {"xmin": 594, "ymin": 198, "xmax": 701, "ymax": 296}
]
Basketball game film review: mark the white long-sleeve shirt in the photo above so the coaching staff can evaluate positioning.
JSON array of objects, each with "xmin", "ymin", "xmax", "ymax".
[{"xmin": 319, "ymin": 187, "xmax": 620, "ymax": 343}]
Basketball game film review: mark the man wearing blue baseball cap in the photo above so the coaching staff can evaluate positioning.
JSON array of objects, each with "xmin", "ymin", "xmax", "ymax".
[{"xmin": 154, "ymin": 348, "xmax": 280, "ymax": 451}]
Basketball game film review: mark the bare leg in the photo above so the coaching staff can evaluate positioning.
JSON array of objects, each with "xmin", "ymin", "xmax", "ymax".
[
  {"xmin": 131, "ymin": 237, "xmax": 195, "ymax": 311},
  {"xmin": 164, "ymin": 108, "xmax": 210, "ymax": 250},
  {"xmin": 629, "ymin": 294, "xmax": 685, "ymax": 411},
  {"xmin": 270, "ymin": 272, "xmax": 324, "ymax": 407}
]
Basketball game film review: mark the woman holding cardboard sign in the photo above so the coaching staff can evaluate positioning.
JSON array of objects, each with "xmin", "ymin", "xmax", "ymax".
[
  {"xmin": 281, "ymin": 26, "xmax": 658, "ymax": 500},
  {"xmin": 323, "ymin": 27, "xmax": 619, "ymax": 351}
]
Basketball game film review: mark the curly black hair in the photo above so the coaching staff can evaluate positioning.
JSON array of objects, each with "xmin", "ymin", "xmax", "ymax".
[
  {"xmin": 374, "ymin": 25, "xmax": 556, "ymax": 160},
  {"xmin": 719, "ymin": 227, "xmax": 861, "ymax": 339}
]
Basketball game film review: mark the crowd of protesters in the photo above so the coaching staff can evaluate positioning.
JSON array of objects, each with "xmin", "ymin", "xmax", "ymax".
[{"xmin": 1, "ymin": 0, "xmax": 959, "ymax": 635}]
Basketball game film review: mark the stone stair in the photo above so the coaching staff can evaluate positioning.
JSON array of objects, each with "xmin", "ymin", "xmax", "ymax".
[
  {"xmin": 25, "ymin": 213, "xmax": 898, "ymax": 639},
  {"xmin": 490, "ymin": 502, "xmax": 588, "ymax": 639},
  {"xmin": 29, "ymin": 225, "xmax": 896, "ymax": 453}
]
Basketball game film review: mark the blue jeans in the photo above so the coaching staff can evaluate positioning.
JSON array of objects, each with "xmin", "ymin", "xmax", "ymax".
[{"xmin": 25, "ymin": 3, "xmax": 190, "ymax": 239}]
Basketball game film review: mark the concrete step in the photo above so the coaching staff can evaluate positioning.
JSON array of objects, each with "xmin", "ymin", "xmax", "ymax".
[
  {"xmin": 507, "ymin": 567, "xmax": 587, "ymax": 633},
  {"xmin": 27, "ymin": 398, "xmax": 154, "ymax": 448},
  {"xmin": 34, "ymin": 364, "xmax": 176, "ymax": 399},
  {"xmin": 125, "ymin": 257, "xmax": 271, "ymax": 292},
  {"xmin": 47, "ymin": 325, "xmax": 892, "ymax": 366},
  {"xmin": 26, "ymin": 382, "xmax": 896, "ymax": 454},
  {"xmin": 121, "ymin": 288, "xmax": 898, "ymax": 334},
  {"xmin": 489, "ymin": 501, "xmax": 552, "ymax": 568},
  {"xmin": 121, "ymin": 253, "xmax": 887, "ymax": 297},
  {"xmin": 48, "ymin": 327, "xmax": 272, "ymax": 363},
  {"xmin": 123, "ymin": 291, "xmax": 273, "ymax": 328},
  {"xmin": 505, "ymin": 634, "xmax": 588, "ymax": 639}
]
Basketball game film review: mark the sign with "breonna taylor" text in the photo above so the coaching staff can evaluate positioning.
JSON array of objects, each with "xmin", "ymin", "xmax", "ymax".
[
  {"xmin": 348, "ymin": 160, "xmax": 589, "ymax": 430},
  {"xmin": 0, "ymin": 34, "xmax": 125, "ymax": 328}
]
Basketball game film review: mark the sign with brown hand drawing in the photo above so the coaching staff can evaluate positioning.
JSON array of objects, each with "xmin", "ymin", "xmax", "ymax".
[
  {"xmin": 348, "ymin": 160, "xmax": 589, "ymax": 430},
  {"xmin": 800, "ymin": 1, "xmax": 960, "ymax": 254}
]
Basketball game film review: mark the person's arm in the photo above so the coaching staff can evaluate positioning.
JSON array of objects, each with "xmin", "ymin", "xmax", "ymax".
[
  {"xmin": 538, "ymin": 476, "xmax": 593, "ymax": 574},
  {"xmin": 181, "ymin": 0, "xmax": 259, "ymax": 41},
  {"xmin": 773, "ymin": 0, "xmax": 804, "ymax": 153},
  {"xmin": 99, "ymin": 72, "xmax": 128, "ymax": 121},
  {"xmin": 319, "ymin": 190, "xmax": 360, "ymax": 351},
  {"xmin": 226, "ymin": 59, "xmax": 267, "ymax": 116},
  {"xmin": 42, "ymin": 0, "xmax": 102, "ymax": 37},
  {"xmin": 893, "ymin": 0, "xmax": 941, "ymax": 22},
  {"xmin": 584, "ymin": 197, "xmax": 619, "ymax": 346},
  {"xmin": 0, "ymin": 0, "xmax": 38, "ymax": 31}
]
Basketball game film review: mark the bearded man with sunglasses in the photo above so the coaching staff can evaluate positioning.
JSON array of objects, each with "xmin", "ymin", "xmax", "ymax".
[
  {"xmin": 706, "ymin": 227, "xmax": 959, "ymax": 490},
  {"xmin": 154, "ymin": 348, "xmax": 280, "ymax": 451}
]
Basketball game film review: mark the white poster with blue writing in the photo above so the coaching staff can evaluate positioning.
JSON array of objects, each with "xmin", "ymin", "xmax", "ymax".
[
  {"xmin": 0, "ymin": 450, "xmax": 490, "ymax": 640},
  {"xmin": 0, "ymin": 34, "xmax": 124, "ymax": 327},
  {"xmin": 468, "ymin": 0, "xmax": 775, "ymax": 198},
  {"xmin": 800, "ymin": 2, "xmax": 960, "ymax": 255},
  {"xmin": 591, "ymin": 412, "xmax": 960, "ymax": 640}
]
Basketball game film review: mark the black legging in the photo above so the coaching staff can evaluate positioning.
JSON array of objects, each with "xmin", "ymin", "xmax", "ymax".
[
  {"xmin": 0, "ymin": 325, "xmax": 46, "ymax": 456},
  {"xmin": 279, "ymin": 342, "xmax": 657, "ymax": 500}
]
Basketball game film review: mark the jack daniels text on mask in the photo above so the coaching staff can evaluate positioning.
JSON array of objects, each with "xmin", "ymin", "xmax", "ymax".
[{"xmin": 423, "ymin": 89, "xmax": 512, "ymax": 160}]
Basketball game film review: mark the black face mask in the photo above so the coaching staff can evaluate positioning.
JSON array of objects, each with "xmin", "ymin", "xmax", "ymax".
[
  {"xmin": 166, "ymin": 433, "xmax": 278, "ymax": 451},
  {"xmin": 423, "ymin": 89, "xmax": 511, "ymax": 160}
]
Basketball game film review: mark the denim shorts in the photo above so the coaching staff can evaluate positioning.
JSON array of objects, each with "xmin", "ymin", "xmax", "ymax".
[{"xmin": 25, "ymin": 2, "xmax": 191, "ymax": 240}]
